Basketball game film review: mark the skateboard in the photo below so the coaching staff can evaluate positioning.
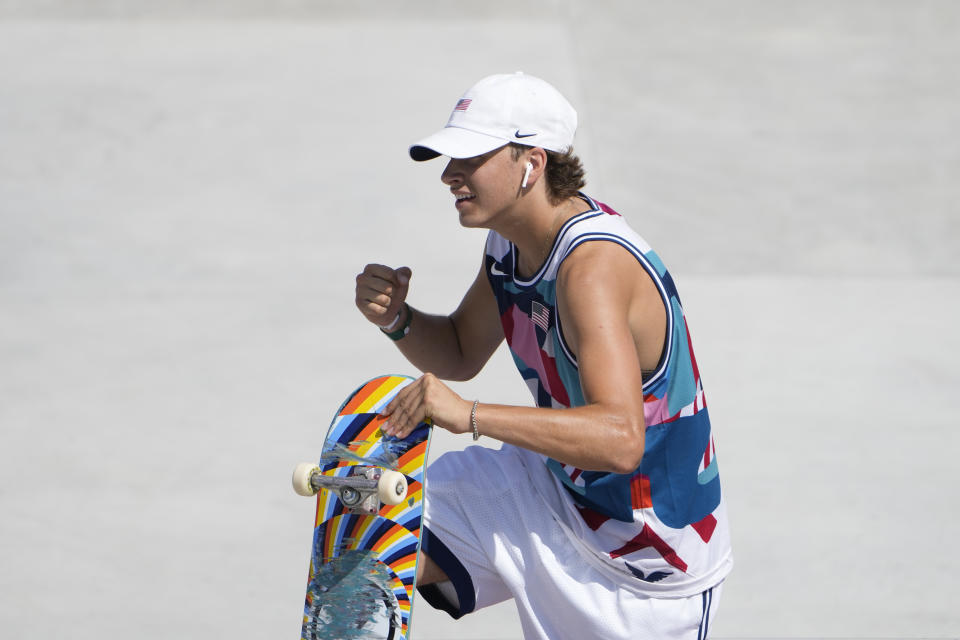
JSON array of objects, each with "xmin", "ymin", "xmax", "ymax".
[{"xmin": 292, "ymin": 375, "xmax": 432, "ymax": 640}]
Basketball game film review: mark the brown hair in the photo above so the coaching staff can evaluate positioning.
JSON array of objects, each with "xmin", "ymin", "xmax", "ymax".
[{"xmin": 509, "ymin": 143, "xmax": 586, "ymax": 205}]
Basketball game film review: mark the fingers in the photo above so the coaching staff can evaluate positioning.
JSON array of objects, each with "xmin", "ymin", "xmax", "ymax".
[
  {"xmin": 381, "ymin": 374, "xmax": 469, "ymax": 439},
  {"xmin": 355, "ymin": 264, "xmax": 411, "ymax": 325},
  {"xmin": 382, "ymin": 380, "xmax": 426, "ymax": 439}
]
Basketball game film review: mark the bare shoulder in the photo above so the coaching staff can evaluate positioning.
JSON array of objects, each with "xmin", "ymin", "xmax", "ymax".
[
  {"xmin": 557, "ymin": 239, "xmax": 657, "ymax": 301},
  {"xmin": 557, "ymin": 239, "xmax": 666, "ymax": 370}
]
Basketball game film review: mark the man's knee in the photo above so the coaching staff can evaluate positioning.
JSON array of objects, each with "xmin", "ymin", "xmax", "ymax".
[{"xmin": 417, "ymin": 551, "xmax": 450, "ymax": 585}]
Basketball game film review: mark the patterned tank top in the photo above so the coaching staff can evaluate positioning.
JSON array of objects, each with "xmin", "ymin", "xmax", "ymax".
[{"xmin": 484, "ymin": 194, "xmax": 732, "ymax": 594}]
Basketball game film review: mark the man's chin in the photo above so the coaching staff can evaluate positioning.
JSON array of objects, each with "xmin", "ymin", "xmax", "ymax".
[{"xmin": 458, "ymin": 210, "xmax": 483, "ymax": 228}]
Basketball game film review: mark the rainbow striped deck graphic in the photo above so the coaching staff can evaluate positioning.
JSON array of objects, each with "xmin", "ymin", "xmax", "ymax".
[{"xmin": 301, "ymin": 375, "xmax": 431, "ymax": 640}]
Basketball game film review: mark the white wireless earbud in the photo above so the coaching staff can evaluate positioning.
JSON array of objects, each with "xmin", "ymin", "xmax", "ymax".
[{"xmin": 521, "ymin": 161, "xmax": 533, "ymax": 189}]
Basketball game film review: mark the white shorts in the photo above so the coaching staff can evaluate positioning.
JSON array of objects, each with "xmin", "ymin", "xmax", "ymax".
[{"xmin": 418, "ymin": 445, "xmax": 723, "ymax": 640}]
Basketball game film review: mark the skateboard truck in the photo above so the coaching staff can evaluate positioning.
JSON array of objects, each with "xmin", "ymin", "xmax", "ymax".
[{"xmin": 293, "ymin": 463, "xmax": 408, "ymax": 515}]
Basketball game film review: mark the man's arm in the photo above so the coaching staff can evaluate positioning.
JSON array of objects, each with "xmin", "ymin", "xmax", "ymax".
[
  {"xmin": 383, "ymin": 242, "xmax": 660, "ymax": 474},
  {"xmin": 355, "ymin": 260, "xmax": 504, "ymax": 381}
]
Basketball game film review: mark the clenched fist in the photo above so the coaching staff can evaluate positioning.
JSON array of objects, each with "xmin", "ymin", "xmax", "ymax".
[{"xmin": 355, "ymin": 264, "xmax": 412, "ymax": 327}]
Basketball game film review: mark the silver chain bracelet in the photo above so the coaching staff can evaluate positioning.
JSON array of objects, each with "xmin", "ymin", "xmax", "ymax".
[{"xmin": 470, "ymin": 399, "xmax": 480, "ymax": 441}]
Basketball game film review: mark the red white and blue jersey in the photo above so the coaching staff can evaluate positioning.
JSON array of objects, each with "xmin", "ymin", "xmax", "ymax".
[{"xmin": 484, "ymin": 194, "xmax": 732, "ymax": 595}]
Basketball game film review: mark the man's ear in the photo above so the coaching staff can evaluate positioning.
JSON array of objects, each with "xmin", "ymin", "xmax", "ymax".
[{"xmin": 523, "ymin": 147, "xmax": 548, "ymax": 188}]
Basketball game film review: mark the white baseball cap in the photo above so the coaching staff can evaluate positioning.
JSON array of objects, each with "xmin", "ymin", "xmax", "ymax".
[{"xmin": 409, "ymin": 72, "xmax": 578, "ymax": 162}]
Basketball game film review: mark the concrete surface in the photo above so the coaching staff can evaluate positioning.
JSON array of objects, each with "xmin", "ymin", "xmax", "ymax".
[{"xmin": 1, "ymin": 2, "xmax": 958, "ymax": 638}]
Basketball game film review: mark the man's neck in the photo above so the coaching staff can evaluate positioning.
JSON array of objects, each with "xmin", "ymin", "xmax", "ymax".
[{"xmin": 506, "ymin": 194, "xmax": 591, "ymax": 279}]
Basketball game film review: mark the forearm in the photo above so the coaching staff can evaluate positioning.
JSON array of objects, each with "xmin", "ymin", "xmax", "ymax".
[
  {"xmin": 381, "ymin": 376, "xmax": 644, "ymax": 473},
  {"xmin": 389, "ymin": 305, "xmax": 476, "ymax": 381},
  {"xmin": 472, "ymin": 402, "xmax": 645, "ymax": 474}
]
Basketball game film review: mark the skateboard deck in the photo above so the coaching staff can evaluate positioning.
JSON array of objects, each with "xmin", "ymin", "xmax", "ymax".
[{"xmin": 293, "ymin": 375, "xmax": 432, "ymax": 640}]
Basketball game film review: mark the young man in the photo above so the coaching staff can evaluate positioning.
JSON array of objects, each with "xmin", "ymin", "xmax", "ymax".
[{"xmin": 354, "ymin": 72, "xmax": 732, "ymax": 639}]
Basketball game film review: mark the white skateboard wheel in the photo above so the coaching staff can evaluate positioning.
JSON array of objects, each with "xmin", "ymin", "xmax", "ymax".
[
  {"xmin": 377, "ymin": 470, "xmax": 407, "ymax": 506},
  {"xmin": 292, "ymin": 462, "xmax": 320, "ymax": 497}
]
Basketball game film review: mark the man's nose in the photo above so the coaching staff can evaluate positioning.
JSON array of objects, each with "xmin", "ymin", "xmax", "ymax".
[{"xmin": 441, "ymin": 159, "xmax": 462, "ymax": 186}]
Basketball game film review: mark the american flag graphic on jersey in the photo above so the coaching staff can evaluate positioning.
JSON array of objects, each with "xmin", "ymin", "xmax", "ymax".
[
  {"xmin": 483, "ymin": 194, "xmax": 731, "ymax": 593},
  {"xmin": 531, "ymin": 301, "xmax": 551, "ymax": 332}
]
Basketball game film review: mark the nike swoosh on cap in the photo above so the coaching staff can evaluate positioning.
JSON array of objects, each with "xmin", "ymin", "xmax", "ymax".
[{"xmin": 514, "ymin": 130, "xmax": 537, "ymax": 139}]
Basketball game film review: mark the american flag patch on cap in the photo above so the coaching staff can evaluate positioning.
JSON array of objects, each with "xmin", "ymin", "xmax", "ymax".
[
  {"xmin": 531, "ymin": 301, "xmax": 551, "ymax": 332},
  {"xmin": 454, "ymin": 98, "xmax": 472, "ymax": 112}
]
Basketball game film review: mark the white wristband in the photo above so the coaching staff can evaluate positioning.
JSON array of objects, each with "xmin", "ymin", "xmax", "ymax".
[{"xmin": 377, "ymin": 310, "xmax": 402, "ymax": 331}]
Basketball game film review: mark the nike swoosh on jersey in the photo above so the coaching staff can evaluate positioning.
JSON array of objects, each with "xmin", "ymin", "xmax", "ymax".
[{"xmin": 490, "ymin": 264, "xmax": 509, "ymax": 277}]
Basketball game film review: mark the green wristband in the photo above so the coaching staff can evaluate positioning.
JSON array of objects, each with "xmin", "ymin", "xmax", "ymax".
[{"xmin": 380, "ymin": 303, "xmax": 412, "ymax": 341}]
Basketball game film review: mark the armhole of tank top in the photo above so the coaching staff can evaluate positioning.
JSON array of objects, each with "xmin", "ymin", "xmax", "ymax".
[{"xmin": 554, "ymin": 234, "xmax": 674, "ymax": 389}]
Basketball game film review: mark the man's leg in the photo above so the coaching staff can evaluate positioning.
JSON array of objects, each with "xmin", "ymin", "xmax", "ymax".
[{"xmin": 416, "ymin": 551, "xmax": 449, "ymax": 585}]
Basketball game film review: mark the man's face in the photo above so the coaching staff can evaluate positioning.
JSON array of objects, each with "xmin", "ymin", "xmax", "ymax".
[{"xmin": 440, "ymin": 145, "xmax": 525, "ymax": 228}]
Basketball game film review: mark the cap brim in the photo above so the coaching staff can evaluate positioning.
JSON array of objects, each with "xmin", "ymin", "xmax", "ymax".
[{"xmin": 409, "ymin": 126, "xmax": 509, "ymax": 162}]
